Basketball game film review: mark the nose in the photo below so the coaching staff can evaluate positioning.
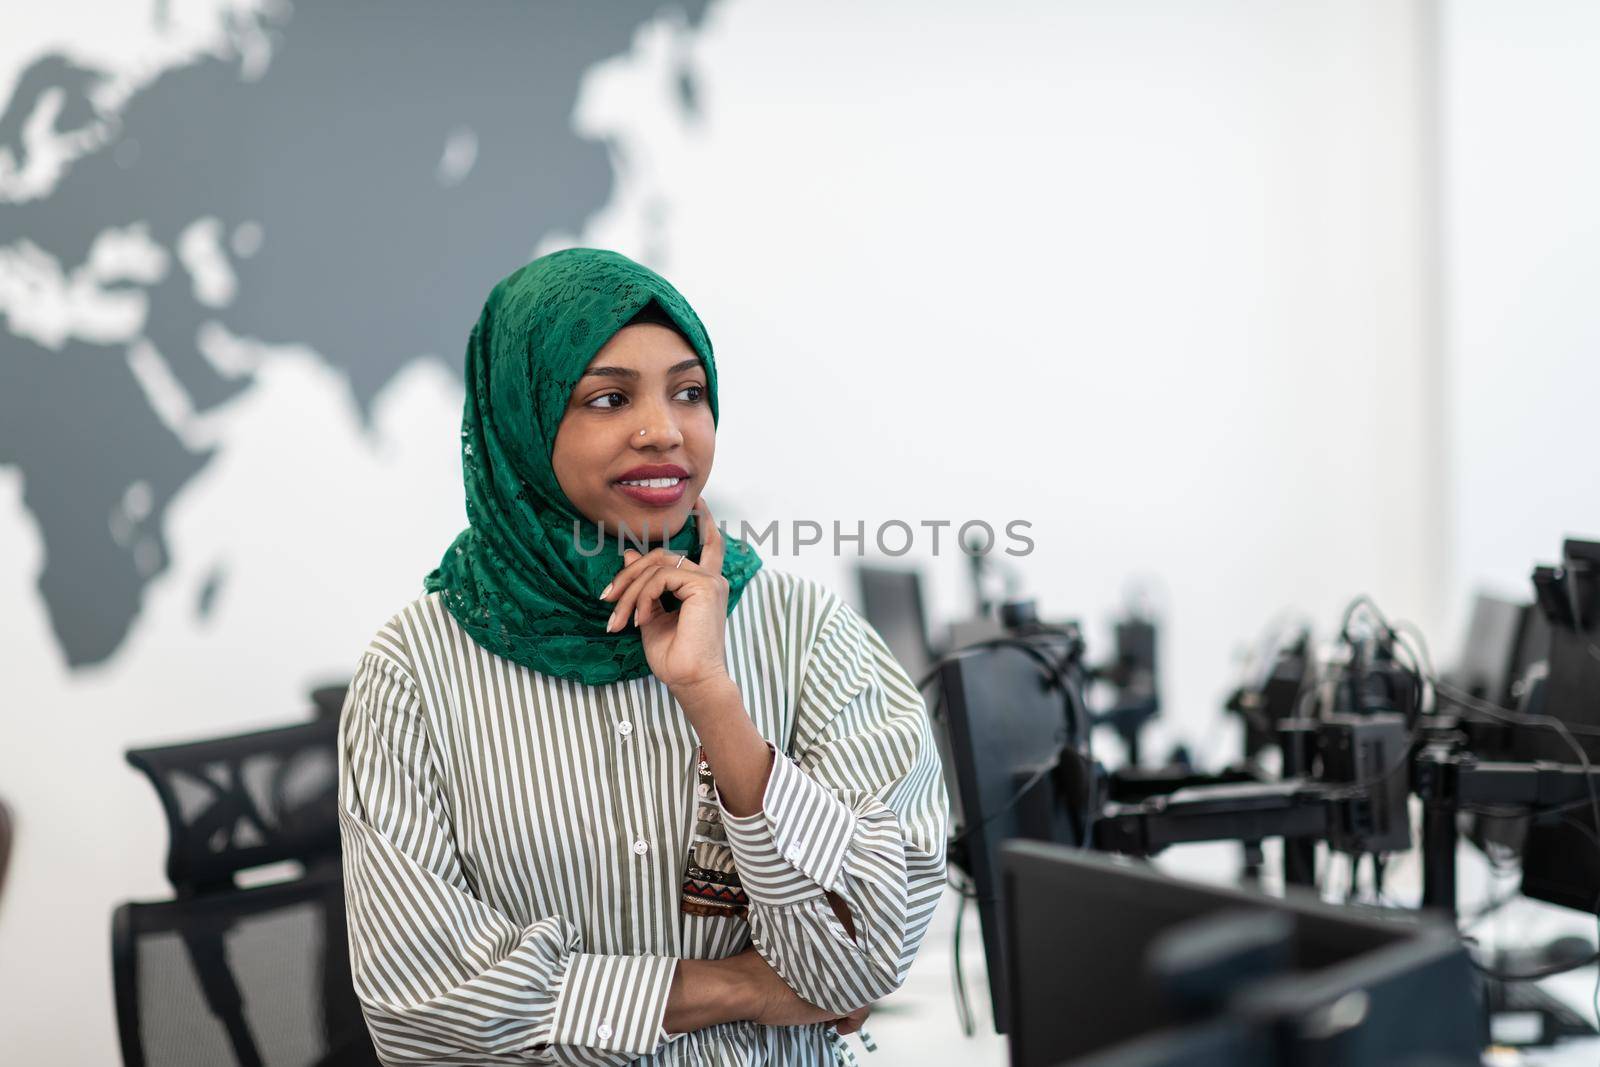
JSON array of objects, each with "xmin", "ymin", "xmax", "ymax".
[{"xmin": 632, "ymin": 398, "xmax": 684, "ymax": 450}]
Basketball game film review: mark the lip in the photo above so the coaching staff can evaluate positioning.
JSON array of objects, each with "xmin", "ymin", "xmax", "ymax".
[{"xmin": 612, "ymin": 464, "xmax": 690, "ymax": 508}]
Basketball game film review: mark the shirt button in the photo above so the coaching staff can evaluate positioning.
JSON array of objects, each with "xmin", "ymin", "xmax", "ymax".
[
  {"xmin": 617, "ymin": 720, "xmax": 634, "ymax": 737},
  {"xmin": 596, "ymin": 1023, "xmax": 613, "ymax": 1040},
  {"xmin": 785, "ymin": 845, "xmax": 803, "ymax": 863},
  {"xmin": 632, "ymin": 839, "xmax": 650, "ymax": 856}
]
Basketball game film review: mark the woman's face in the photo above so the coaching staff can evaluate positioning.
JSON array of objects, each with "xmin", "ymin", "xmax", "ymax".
[{"xmin": 552, "ymin": 323, "xmax": 715, "ymax": 542}]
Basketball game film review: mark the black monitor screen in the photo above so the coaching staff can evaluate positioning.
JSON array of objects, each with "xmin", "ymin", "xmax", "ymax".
[
  {"xmin": 1517, "ymin": 540, "xmax": 1600, "ymax": 912},
  {"xmin": 1509, "ymin": 603, "xmax": 1550, "ymax": 706},
  {"xmin": 1446, "ymin": 593, "xmax": 1527, "ymax": 708},
  {"xmin": 856, "ymin": 564, "xmax": 934, "ymax": 685},
  {"xmin": 1001, "ymin": 842, "xmax": 1482, "ymax": 1067},
  {"xmin": 934, "ymin": 642, "xmax": 1085, "ymax": 1031}
]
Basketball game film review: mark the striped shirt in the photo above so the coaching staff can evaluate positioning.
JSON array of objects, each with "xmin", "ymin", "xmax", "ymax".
[{"xmin": 337, "ymin": 567, "xmax": 949, "ymax": 1066}]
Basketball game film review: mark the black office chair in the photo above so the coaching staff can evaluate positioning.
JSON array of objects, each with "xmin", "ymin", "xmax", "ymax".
[
  {"xmin": 309, "ymin": 684, "xmax": 350, "ymax": 722},
  {"xmin": 113, "ymin": 719, "xmax": 379, "ymax": 1067}
]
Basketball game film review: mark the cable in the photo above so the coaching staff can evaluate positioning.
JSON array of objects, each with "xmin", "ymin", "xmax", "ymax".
[
  {"xmin": 1282, "ymin": 600, "xmax": 1429, "ymax": 805},
  {"xmin": 1336, "ymin": 595, "xmax": 1430, "ymax": 727},
  {"xmin": 1370, "ymin": 602, "xmax": 1600, "ymax": 959},
  {"xmin": 1462, "ymin": 796, "xmax": 1600, "ymax": 820},
  {"xmin": 916, "ymin": 626, "xmax": 1085, "ymax": 698},
  {"xmin": 1434, "ymin": 681, "xmax": 1600, "ymax": 838},
  {"xmin": 923, "ymin": 627, "xmax": 1096, "ymax": 852},
  {"xmin": 1326, "ymin": 597, "xmax": 1600, "ymax": 1002},
  {"xmin": 949, "ymin": 877, "xmax": 975, "ymax": 1037},
  {"xmin": 945, "ymin": 749, "xmax": 1070, "ymax": 850},
  {"xmin": 1393, "ymin": 620, "xmax": 1437, "ymax": 682}
]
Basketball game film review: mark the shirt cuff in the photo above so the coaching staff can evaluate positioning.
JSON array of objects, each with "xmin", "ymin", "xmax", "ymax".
[
  {"xmin": 546, "ymin": 952, "xmax": 677, "ymax": 1058},
  {"xmin": 717, "ymin": 742, "xmax": 857, "ymax": 904}
]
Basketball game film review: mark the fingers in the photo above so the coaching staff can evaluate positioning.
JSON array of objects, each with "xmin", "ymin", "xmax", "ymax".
[
  {"xmin": 598, "ymin": 500, "xmax": 728, "ymax": 633},
  {"xmin": 608, "ymin": 560, "xmax": 663, "ymax": 632},
  {"xmin": 602, "ymin": 548, "xmax": 686, "ymax": 629},
  {"xmin": 631, "ymin": 568, "xmax": 678, "ymax": 628},
  {"xmin": 696, "ymin": 497, "xmax": 726, "ymax": 579},
  {"xmin": 599, "ymin": 502, "xmax": 724, "ymax": 603},
  {"xmin": 600, "ymin": 547, "xmax": 677, "ymax": 604},
  {"xmin": 608, "ymin": 550, "xmax": 712, "ymax": 631},
  {"xmin": 614, "ymin": 557, "xmax": 682, "ymax": 631},
  {"xmin": 832, "ymin": 1004, "xmax": 872, "ymax": 1035}
]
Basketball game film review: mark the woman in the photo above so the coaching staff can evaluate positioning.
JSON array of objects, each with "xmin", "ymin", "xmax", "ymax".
[{"xmin": 337, "ymin": 248, "xmax": 948, "ymax": 1066}]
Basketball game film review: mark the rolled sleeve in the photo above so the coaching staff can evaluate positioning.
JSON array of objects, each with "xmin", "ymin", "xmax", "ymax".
[
  {"xmin": 709, "ymin": 596, "xmax": 949, "ymax": 1017},
  {"xmin": 718, "ymin": 743, "xmax": 857, "ymax": 903},
  {"xmin": 547, "ymin": 954, "xmax": 677, "ymax": 1060}
]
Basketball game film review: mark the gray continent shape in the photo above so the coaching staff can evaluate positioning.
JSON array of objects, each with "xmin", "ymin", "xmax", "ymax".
[{"xmin": 0, "ymin": 0, "xmax": 709, "ymax": 667}]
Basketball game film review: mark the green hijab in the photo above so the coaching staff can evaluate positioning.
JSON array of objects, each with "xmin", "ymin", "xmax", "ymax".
[{"xmin": 425, "ymin": 248, "xmax": 763, "ymax": 686}]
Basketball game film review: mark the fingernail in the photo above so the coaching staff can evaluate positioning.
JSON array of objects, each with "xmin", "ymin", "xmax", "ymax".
[
  {"xmin": 599, "ymin": 583, "xmax": 612, "ymax": 600},
  {"xmin": 606, "ymin": 609, "xmax": 617, "ymax": 632}
]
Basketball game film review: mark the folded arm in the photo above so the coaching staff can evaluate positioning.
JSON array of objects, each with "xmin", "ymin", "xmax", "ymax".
[{"xmin": 691, "ymin": 600, "xmax": 950, "ymax": 1017}]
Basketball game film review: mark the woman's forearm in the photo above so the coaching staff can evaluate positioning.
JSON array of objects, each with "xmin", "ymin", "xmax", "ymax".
[
  {"xmin": 665, "ymin": 949, "xmax": 844, "ymax": 1035},
  {"xmin": 663, "ymin": 958, "xmax": 752, "ymax": 1034},
  {"xmin": 670, "ymin": 676, "xmax": 774, "ymax": 817}
]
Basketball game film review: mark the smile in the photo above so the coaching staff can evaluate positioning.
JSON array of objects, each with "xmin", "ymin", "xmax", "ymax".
[{"xmin": 613, "ymin": 476, "xmax": 689, "ymax": 507}]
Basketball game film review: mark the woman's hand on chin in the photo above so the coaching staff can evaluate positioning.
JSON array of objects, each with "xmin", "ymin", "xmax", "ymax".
[{"xmin": 600, "ymin": 495, "xmax": 731, "ymax": 692}]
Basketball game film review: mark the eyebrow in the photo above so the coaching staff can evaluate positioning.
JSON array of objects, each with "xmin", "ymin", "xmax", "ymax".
[{"xmin": 579, "ymin": 358, "xmax": 703, "ymax": 381}]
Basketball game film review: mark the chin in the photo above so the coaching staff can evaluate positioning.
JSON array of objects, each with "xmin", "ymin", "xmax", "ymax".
[{"xmin": 612, "ymin": 510, "xmax": 687, "ymax": 544}]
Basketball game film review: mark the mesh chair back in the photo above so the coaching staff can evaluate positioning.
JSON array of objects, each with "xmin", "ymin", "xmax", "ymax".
[
  {"xmin": 125, "ymin": 719, "xmax": 341, "ymax": 895},
  {"xmin": 113, "ymin": 868, "xmax": 378, "ymax": 1067},
  {"xmin": 309, "ymin": 685, "xmax": 350, "ymax": 722}
]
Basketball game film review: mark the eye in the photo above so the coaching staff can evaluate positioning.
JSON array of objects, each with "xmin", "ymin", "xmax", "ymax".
[
  {"xmin": 585, "ymin": 391, "xmax": 627, "ymax": 410},
  {"xmin": 674, "ymin": 384, "xmax": 706, "ymax": 403}
]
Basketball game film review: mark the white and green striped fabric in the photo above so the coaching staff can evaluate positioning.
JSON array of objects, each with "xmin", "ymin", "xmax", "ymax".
[{"xmin": 337, "ymin": 567, "xmax": 949, "ymax": 1065}]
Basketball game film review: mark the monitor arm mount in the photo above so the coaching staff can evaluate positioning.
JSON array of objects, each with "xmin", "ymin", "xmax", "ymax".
[{"xmin": 1091, "ymin": 715, "xmax": 1414, "ymax": 890}]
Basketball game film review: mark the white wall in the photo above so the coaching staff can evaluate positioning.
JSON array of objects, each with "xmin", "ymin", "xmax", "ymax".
[
  {"xmin": 1, "ymin": 1, "xmax": 1453, "ymax": 1062},
  {"xmin": 1441, "ymin": 0, "xmax": 1600, "ymax": 615},
  {"xmin": 615, "ymin": 0, "xmax": 1445, "ymax": 765}
]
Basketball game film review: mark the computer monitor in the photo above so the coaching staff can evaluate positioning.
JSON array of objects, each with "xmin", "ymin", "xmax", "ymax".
[
  {"xmin": 1444, "ymin": 593, "xmax": 1528, "ymax": 709},
  {"xmin": 855, "ymin": 564, "xmax": 935, "ymax": 685},
  {"xmin": 1444, "ymin": 596, "xmax": 1550, "ymax": 861},
  {"xmin": 1509, "ymin": 603, "xmax": 1550, "ymax": 706},
  {"xmin": 1517, "ymin": 538, "xmax": 1600, "ymax": 912},
  {"xmin": 933, "ymin": 641, "xmax": 1091, "ymax": 1031},
  {"xmin": 1001, "ymin": 841, "xmax": 1483, "ymax": 1067}
]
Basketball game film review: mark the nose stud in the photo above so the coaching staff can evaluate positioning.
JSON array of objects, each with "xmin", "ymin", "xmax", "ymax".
[{"xmin": 639, "ymin": 429, "xmax": 647, "ymax": 436}]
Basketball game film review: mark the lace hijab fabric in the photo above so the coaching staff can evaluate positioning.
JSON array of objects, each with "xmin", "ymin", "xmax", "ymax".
[{"xmin": 424, "ymin": 248, "xmax": 763, "ymax": 685}]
